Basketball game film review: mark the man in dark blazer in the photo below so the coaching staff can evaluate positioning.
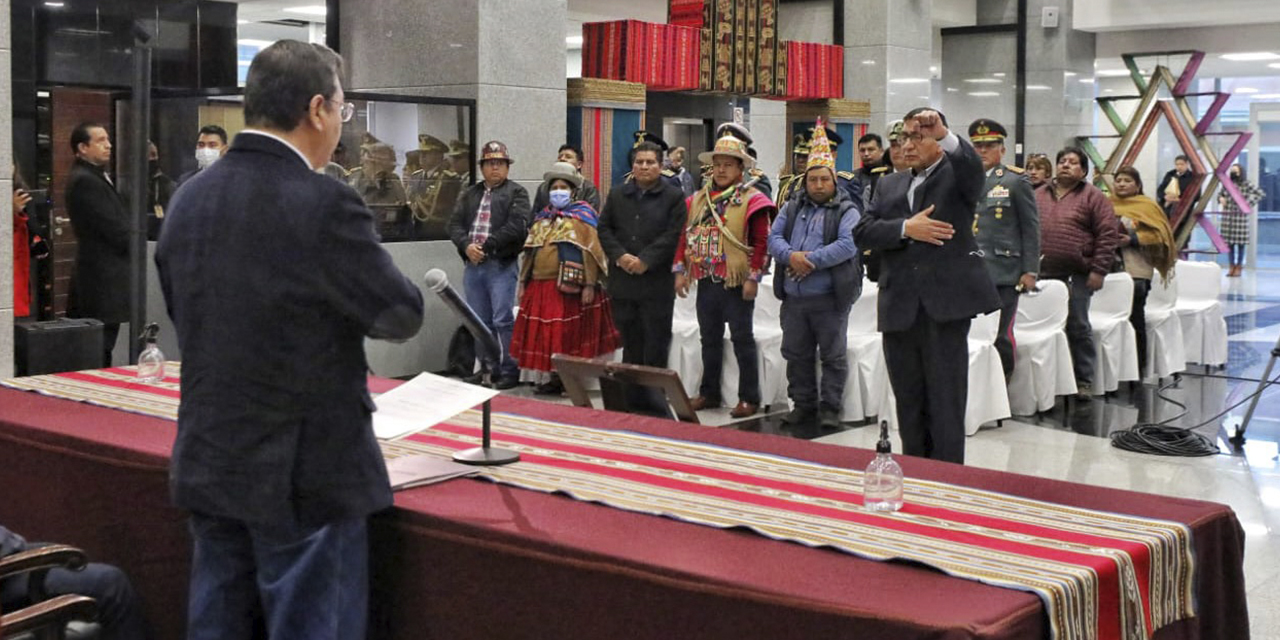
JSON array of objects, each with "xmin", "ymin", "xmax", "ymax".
[
  {"xmin": 598, "ymin": 140, "xmax": 687, "ymax": 371},
  {"xmin": 65, "ymin": 122, "xmax": 129, "ymax": 366},
  {"xmin": 156, "ymin": 40, "xmax": 424, "ymax": 640},
  {"xmin": 853, "ymin": 108, "xmax": 999, "ymax": 464},
  {"xmin": 447, "ymin": 140, "xmax": 530, "ymax": 389}
]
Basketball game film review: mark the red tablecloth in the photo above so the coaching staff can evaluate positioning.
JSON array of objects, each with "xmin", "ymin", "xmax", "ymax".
[{"xmin": 0, "ymin": 383, "xmax": 1248, "ymax": 640}]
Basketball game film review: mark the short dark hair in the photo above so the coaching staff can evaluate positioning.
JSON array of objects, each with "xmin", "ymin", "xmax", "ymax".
[
  {"xmin": 1056, "ymin": 147, "xmax": 1089, "ymax": 174},
  {"xmin": 70, "ymin": 122, "xmax": 104, "ymax": 154},
  {"xmin": 903, "ymin": 107, "xmax": 948, "ymax": 128},
  {"xmin": 1115, "ymin": 165, "xmax": 1144, "ymax": 195},
  {"xmin": 629, "ymin": 141, "xmax": 663, "ymax": 166},
  {"xmin": 857, "ymin": 133, "xmax": 883, "ymax": 148},
  {"xmin": 244, "ymin": 40, "xmax": 344, "ymax": 132},
  {"xmin": 198, "ymin": 124, "xmax": 228, "ymax": 145},
  {"xmin": 558, "ymin": 144, "xmax": 586, "ymax": 164},
  {"xmin": 1175, "ymin": 154, "xmax": 1190, "ymax": 163}
]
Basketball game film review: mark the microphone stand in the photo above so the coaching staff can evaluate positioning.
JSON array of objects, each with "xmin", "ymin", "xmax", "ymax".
[{"xmin": 452, "ymin": 399, "xmax": 519, "ymax": 466}]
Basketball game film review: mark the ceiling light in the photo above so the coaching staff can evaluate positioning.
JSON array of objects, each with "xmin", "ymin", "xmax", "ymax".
[
  {"xmin": 946, "ymin": 87, "xmax": 958, "ymax": 92},
  {"xmin": 237, "ymin": 19, "xmax": 249, "ymax": 25},
  {"xmin": 862, "ymin": 59, "xmax": 875, "ymax": 65},
  {"xmin": 282, "ymin": 5, "xmax": 327, "ymax": 17},
  {"xmin": 967, "ymin": 91, "xmax": 1000, "ymax": 97},
  {"xmin": 43, "ymin": 1, "xmax": 64, "ymax": 6},
  {"xmin": 1096, "ymin": 69, "xmax": 1130, "ymax": 77},
  {"xmin": 1270, "ymin": 63, "xmax": 1280, "ymax": 69},
  {"xmin": 964, "ymin": 78, "xmax": 1001, "ymax": 84},
  {"xmin": 1026, "ymin": 84, "xmax": 1051, "ymax": 91},
  {"xmin": 1218, "ymin": 52, "xmax": 1280, "ymax": 61},
  {"xmin": 888, "ymin": 78, "xmax": 930, "ymax": 84},
  {"xmin": 1079, "ymin": 78, "xmax": 1095, "ymax": 83},
  {"xmin": 929, "ymin": 66, "xmax": 938, "ymax": 73},
  {"xmin": 1235, "ymin": 87, "xmax": 1259, "ymax": 94},
  {"xmin": 993, "ymin": 72, "xmax": 1006, "ymax": 78},
  {"xmin": 1064, "ymin": 71, "xmax": 1078, "ymax": 77},
  {"xmin": 1251, "ymin": 93, "xmax": 1280, "ymax": 99}
]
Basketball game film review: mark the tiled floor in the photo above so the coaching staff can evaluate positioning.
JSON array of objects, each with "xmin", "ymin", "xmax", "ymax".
[{"xmin": 504, "ymin": 263, "xmax": 1280, "ymax": 638}]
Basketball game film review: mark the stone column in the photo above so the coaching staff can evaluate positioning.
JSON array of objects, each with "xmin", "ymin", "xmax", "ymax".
[
  {"xmin": 338, "ymin": 0, "xmax": 567, "ymax": 376},
  {"xmin": 2, "ymin": 0, "xmax": 13, "ymax": 377},
  {"xmin": 1022, "ymin": 0, "xmax": 1095, "ymax": 157},
  {"xmin": 842, "ymin": 0, "xmax": 933, "ymax": 137},
  {"xmin": 749, "ymin": 97, "xmax": 787, "ymax": 180}
]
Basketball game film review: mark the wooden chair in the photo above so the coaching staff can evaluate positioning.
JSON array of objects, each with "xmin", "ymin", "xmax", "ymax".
[
  {"xmin": 552, "ymin": 354, "xmax": 700, "ymax": 424},
  {"xmin": 0, "ymin": 545, "xmax": 99, "ymax": 640}
]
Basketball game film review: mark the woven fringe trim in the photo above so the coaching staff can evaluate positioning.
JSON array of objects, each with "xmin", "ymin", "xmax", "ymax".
[{"xmin": 568, "ymin": 78, "xmax": 647, "ymax": 106}]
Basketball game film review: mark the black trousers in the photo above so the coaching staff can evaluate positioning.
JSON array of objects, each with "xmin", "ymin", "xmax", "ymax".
[
  {"xmin": 102, "ymin": 322, "xmax": 121, "ymax": 368},
  {"xmin": 994, "ymin": 285, "xmax": 1020, "ymax": 378},
  {"xmin": 780, "ymin": 295, "xmax": 849, "ymax": 412},
  {"xmin": 612, "ymin": 296, "xmax": 675, "ymax": 368},
  {"xmin": 1131, "ymin": 277, "xmax": 1150, "ymax": 377},
  {"xmin": 695, "ymin": 279, "xmax": 760, "ymax": 405},
  {"xmin": 882, "ymin": 308, "xmax": 970, "ymax": 464}
]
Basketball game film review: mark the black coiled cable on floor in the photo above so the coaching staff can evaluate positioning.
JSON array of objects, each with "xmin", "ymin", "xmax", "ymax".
[{"xmin": 1109, "ymin": 425, "xmax": 1220, "ymax": 456}]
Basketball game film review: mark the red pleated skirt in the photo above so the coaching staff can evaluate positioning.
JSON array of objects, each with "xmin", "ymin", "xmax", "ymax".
[{"xmin": 511, "ymin": 279, "xmax": 620, "ymax": 373}]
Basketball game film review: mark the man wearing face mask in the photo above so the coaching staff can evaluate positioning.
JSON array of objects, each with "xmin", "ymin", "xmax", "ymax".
[
  {"xmin": 531, "ymin": 144, "xmax": 600, "ymax": 214},
  {"xmin": 177, "ymin": 125, "xmax": 229, "ymax": 186},
  {"xmin": 146, "ymin": 141, "xmax": 176, "ymax": 241}
]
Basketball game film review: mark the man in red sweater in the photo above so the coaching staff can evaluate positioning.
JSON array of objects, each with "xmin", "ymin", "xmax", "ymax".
[
  {"xmin": 1035, "ymin": 147, "xmax": 1121, "ymax": 397},
  {"xmin": 674, "ymin": 132, "xmax": 776, "ymax": 418}
]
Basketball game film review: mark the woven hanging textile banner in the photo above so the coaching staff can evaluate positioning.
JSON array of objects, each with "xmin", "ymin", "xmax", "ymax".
[{"xmin": 2, "ymin": 368, "xmax": 1197, "ymax": 640}]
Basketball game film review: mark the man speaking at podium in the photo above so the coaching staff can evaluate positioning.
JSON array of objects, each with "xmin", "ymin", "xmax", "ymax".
[{"xmin": 156, "ymin": 40, "xmax": 424, "ymax": 639}]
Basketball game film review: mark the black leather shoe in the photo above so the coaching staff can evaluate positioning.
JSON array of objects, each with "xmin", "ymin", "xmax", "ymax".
[
  {"xmin": 492, "ymin": 376, "xmax": 520, "ymax": 390},
  {"xmin": 463, "ymin": 371, "xmax": 487, "ymax": 385},
  {"xmin": 819, "ymin": 407, "xmax": 843, "ymax": 430},
  {"xmin": 780, "ymin": 406, "xmax": 817, "ymax": 426}
]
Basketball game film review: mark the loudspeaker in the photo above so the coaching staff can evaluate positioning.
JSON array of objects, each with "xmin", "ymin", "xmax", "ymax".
[{"xmin": 13, "ymin": 318, "xmax": 105, "ymax": 376}]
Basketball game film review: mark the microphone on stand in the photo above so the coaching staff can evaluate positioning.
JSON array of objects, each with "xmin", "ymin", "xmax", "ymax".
[{"xmin": 423, "ymin": 268, "xmax": 519, "ymax": 466}]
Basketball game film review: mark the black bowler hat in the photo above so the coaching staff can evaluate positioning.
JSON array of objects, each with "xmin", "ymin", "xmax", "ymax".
[
  {"xmin": 968, "ymin": 118, "xmax": 1008, "ymax": 143},
  {"xmin": 633, "ymin": 130, "xmax": 669, "ymax": 152}
]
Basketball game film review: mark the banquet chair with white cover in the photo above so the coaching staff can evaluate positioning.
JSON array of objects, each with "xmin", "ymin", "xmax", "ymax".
[
  {"xmin": 965, "ymin": 310, "xmax": 1011, "ymax": 434},
  {"xmin": 1088, "ymin": 272, "xmax": 1141, "ymax": 394},
  {"xmin": 840, "ymin": 279, "xmax": 885, "ymax": 422},
  {"xmin": 1008, "ymin": 280, "xmax": 1077, "ymax": 415},
  {"xmin": 668, "ymin": 287, "xmax": 703, "ymax": 398},
  {"xmin": 1174, "ymin": 260, "xmax": 1227, "ymax": 367},
  {"xmin": 1144, "ymin": 274, "xmax": 1186, "ymax": 381}
]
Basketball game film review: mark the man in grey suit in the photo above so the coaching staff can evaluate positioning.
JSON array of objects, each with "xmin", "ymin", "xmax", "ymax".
[
  {"xmin": 852, "ymin": 108, "xmax": 999, "ymax": 464},
  {"xmin": 157, "ymin": 40, "xmax": 424, "ymax": 639},
  {"xmin": 969, "ymin": 118, "xmax": 1039, "ymax": 378}
]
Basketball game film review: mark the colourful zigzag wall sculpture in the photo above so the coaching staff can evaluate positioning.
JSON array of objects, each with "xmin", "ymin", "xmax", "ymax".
[{"xmin": 1075, "ymin": 50, "xmax": 1253, "ymax": 253}]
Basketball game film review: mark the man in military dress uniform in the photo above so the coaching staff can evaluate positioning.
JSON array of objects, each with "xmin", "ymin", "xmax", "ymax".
[
  {"xmin": 969, "ymin": 118, "xmax": 1039, "ymax": 378},
  {"xmin": 348, "ymin": 141, "xmax": 411, "ymax": 238},
  {"xmin": 862, "ymin": 120, "xmax": 909, "ymax": 282},
  {"xmin": 774, "ymin": 134, "xmax": 810, "ymax": 207},
  {"xmin": 406, "ymin": 134, "xmax": 461, "ymax": 239},
  {"xmin": 855, "ymin": 133, "xmax": 891, "ymax": 211},
  {"xmin": 624, "ymin": 131, "xmax": 683, "ymax": 190},
  {"xmin": 446, "ymin": 140, "xmax": 471, "ymax": 183}
]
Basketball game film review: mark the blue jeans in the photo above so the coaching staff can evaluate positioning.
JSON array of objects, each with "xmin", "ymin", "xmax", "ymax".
[
  {"xmin": 463, "ymin": 258, "xmax": 519, "ymax": 379},
  {"xmin": 186, "ymin": 513, "xmax": 369, "ymax": 640}
]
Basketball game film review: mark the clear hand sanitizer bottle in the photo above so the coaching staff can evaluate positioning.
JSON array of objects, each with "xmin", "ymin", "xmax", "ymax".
[
  {"xmin": 864, "ymin": 420, "xmax": 903, "ymax": 512},
  {"xmin": 136, "ymin": 323, "xmax": 165, "ymax": 384}
]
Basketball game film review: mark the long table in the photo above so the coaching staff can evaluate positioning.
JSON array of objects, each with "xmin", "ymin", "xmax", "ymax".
[{"xmin": 0, "ymin": 382, "xmax": 1249, "ymax": 639}]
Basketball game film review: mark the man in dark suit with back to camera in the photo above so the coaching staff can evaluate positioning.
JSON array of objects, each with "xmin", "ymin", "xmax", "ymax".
[
  {"xmin": 65, "ymin": 122, "xmax": 129, "ymax": 366},
  {"xmin": 156, "ymin": 40, "xmax": 424, "ymax": 640},
  {"xmin": 853, "ymin": 108, "xmax": 999, "ymax": 464}
]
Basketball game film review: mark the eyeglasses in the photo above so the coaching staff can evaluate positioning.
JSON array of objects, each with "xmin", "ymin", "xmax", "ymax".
[{"xmin": 327, "ymin": 99, "xmax": 355, "ymax": 123}]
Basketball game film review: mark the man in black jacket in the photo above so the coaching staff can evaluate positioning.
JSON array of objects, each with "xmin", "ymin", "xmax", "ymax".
[
  {"xmin": 598, "ymin": 140, "xmax": 687, "ymax": 372},
  {"xmin": 65, "ymin": 122, "xmax": 129, "ymax": 366},
  {"xmin": 853, "ymin": 108, "xmax": 999, "ymax": 464},
  {"xmin": 447, "ymin": 140, "xmax": 530, "ymax": 389},
  {"xmin": 156, "ymin": 40, "xmax": 424, "ymax": 639}
]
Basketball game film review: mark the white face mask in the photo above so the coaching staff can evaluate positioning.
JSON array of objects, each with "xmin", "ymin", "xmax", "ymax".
[{"xmin": 195, "ymin": 147, "xmax": 221, "ymax": 169}]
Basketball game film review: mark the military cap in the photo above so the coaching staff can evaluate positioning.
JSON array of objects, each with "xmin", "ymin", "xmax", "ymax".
[
  {"xmin": 968, "ymin": 118, "xmax": 1007, "ymax": 144},
  {"xmin": 417, "ymin": 134, "xmax": 449, "ymax": 153},
  {"xmin": 715, "ymin": 122, "xmax": 754, "ymax": 146},
  {"xmin": 446, "ymin": 140, "xmax": 469, "ymax": 157},
  {"xmin": 809, "ymin": 125, "xmax": 842, "ymax": 147},
  {"xmin": 405, "ymin": 149, "xmax": 423, "ymax": 165},
  {"xmin": 792, "ymin": 133, "xmax": 811, "ymax": 155},
  {"xmin": 886, "ymin": 119, "xmax": 906, "ymax": 143},
  {"xmin": 363, "ymin": 142, "xmax": 396, "ymax": 163},
  {"xmin": 633, "ymin": 130, "xmax": 670, "ymax": 152}
]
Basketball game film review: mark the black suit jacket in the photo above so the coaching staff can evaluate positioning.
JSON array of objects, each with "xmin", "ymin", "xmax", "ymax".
[
  {"xmin": 156, "ymin": 132, "xmax": 424, "ymax": 526},
  {"xmin": 597, "ymin": 181, "xmax": 687, "ymax": 300},
  {"xmin": 853, "ymin": 136, "xmax": 999, "ymax": 332},
  {"xmin": 65, "ymin": 159, "xmax": 130, "ymax": 323},
  {"xmin": 447, "ymin": 179, "xmax": 530, "ymax": 265}
]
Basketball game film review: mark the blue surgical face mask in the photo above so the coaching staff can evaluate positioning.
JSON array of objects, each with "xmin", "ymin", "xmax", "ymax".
[{"xmin": 549, "ymin": 189, "xmax": 572, "ymax": 209}]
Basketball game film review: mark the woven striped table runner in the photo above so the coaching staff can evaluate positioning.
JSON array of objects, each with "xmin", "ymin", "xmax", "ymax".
[{"xmin": 4, "ymin": 367, "xmax": 1196, "ymax": 640}]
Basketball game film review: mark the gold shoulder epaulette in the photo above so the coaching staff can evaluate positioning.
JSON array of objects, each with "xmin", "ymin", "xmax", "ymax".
[
  {"xmin": 870, "ymin": 166, "xmax": 890, "ymax": 175},
  {"xmin": 661, "ymin": 168, "xmax": 677, "ymax": 177},
  {"xmin": 1005, "ymin": 165, "xmax": 1025, "ymax": 174},
  {"xmin": 837, "ymin": 170, "xmax": 855, "ymax": 180}
]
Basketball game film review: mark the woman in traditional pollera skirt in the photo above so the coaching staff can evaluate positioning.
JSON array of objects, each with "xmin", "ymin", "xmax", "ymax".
[
  {"xmin": 510, "ymin": 162, "xmax": 620, "ymax": 394},
  {"xmin": 1218, "ymin": 164, "xmax": 1266, "ymax": 277}
]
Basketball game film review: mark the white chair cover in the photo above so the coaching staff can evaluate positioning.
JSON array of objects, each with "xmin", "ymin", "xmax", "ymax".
[
  {"xmin": 1174, "ymin": 260, "xmax": 1228, "ymax": 366},
  {"xmin": 1144, "ymin": 274, "xmax": 1186, "ymax": 380},
  {"xmin": 668, "ymin": 287, "xmax": 703, "ymax": 397},
  {"xmin": 1008, "ymin": 280, "xmax": 1077, "ymax": 415},
  {"xmin": 841, "ymin": 279, "xmax": 886, "ymax": 421},
  {"xmin": 965, "ymin": 311, "xmax": 1011, "ymax": 434},
  {"xmin": 1088, "ymin": 272, "xmax": 1141, "ymax": 393}
]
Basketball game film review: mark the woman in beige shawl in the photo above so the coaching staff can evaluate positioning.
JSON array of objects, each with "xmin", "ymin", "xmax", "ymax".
[{"xmin": 1109, "ymin": 166, "xmax": 1178, "ymax": 378}]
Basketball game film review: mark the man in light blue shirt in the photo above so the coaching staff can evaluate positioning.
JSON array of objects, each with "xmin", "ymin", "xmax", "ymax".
[{"xmin": 767, "ymin": 124, "xmax": 861, "ymax": 431}]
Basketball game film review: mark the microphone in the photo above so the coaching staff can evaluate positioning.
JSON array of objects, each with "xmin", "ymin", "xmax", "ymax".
[{"xmin": 424, "ymin": 268, "xmax": 502, "ymax": 361}]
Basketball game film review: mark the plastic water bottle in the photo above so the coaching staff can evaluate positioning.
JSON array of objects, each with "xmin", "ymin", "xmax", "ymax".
[
  {"xmin": 864, "ymin": 420, "xmax": 903, "ymax": 512},
  {"xmin": 136, "ymin": 323, "xmax": 166, "ymax": 384}
]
